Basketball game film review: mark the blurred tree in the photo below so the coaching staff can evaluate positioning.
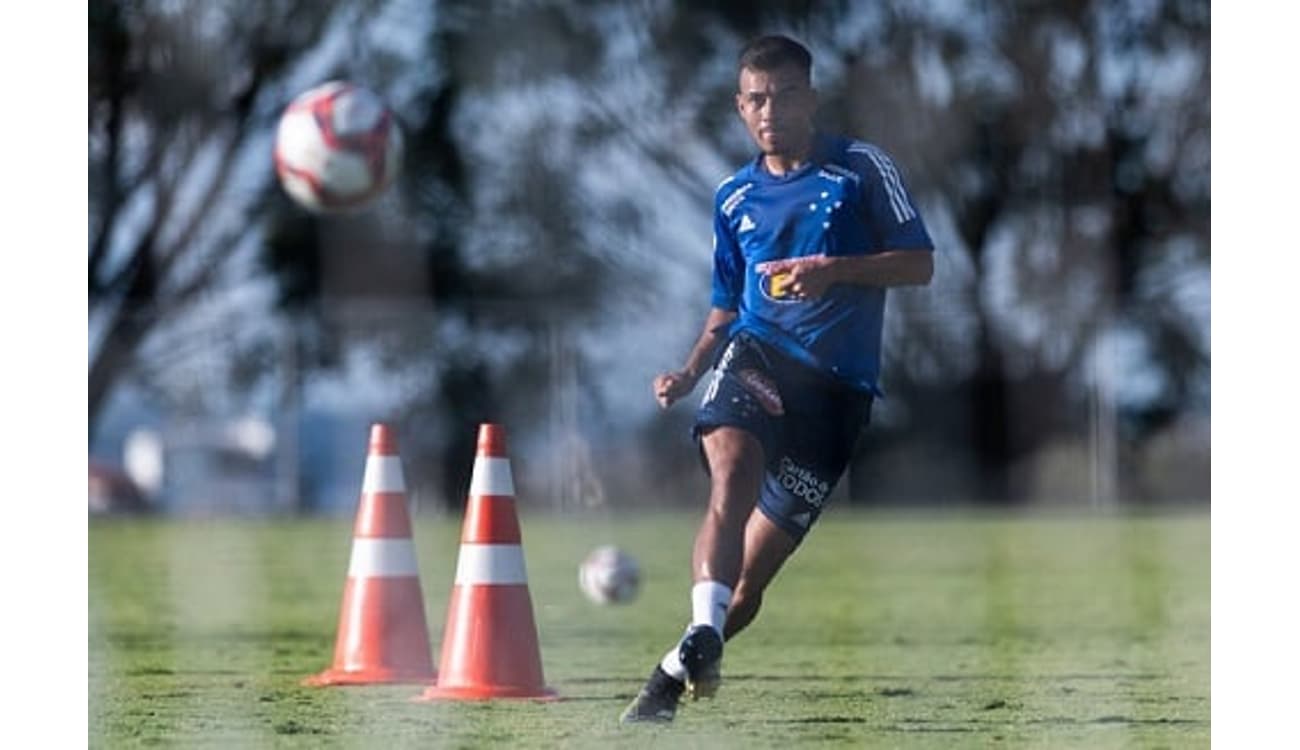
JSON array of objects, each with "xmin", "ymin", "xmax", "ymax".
[
  {"xmin": 89, "ymin": 0, "xmax": 378, "ymax": 427},
  {"xmin": 89, "ymin": 0, "xmax": 1209, "ymax": 510},
  {"xmin": 258, "ymin": 1, "xmax": 630, "ymax": 509},
  {"xmin": 816, "ymin": 0, "xmax": 1211, "ymax": 501}
]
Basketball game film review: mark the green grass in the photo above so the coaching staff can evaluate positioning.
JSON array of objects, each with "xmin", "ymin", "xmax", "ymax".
[{"xmin": 89, "ymin": 509, "xmax": 1209, "ymax": 748}]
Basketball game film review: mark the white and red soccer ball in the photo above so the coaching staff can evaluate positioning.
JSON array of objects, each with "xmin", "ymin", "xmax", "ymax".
[
  {"xmin": 273, "ymin": 81, "xmax": 403, "ymax": 212},
  {"xmin": 578, "ymin": 545, "xmax": 642, "ymax": 605}
]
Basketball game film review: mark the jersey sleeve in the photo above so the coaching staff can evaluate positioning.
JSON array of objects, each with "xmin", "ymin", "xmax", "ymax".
[
  {"xmin": 710, "ymin": 192, "xmax": 744, "ymax": 311},
  {"xmin": 849, "ymin": 146, "xmax": 934, "ymax": 251}
]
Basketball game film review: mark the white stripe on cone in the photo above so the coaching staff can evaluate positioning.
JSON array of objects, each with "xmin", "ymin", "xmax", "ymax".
[
  {"xmin": 348, "ymin": 538, "xmax": 419, "ymax": 577},
  {"xmin": 469, "ymin": 457, "xmax": 514, "ymax": 497},
  {"xmin": 362, "ymin": 456, "xmax": 406, "ymax": 494},
  {"xmin": 454, "ymin": 543, "xmax": 528, "ymax": 585}
]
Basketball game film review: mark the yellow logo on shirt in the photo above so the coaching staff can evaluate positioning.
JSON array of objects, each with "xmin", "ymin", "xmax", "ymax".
[{"xmin": 765, "ymin": 272, "xmax": 794, "ymax": 301}]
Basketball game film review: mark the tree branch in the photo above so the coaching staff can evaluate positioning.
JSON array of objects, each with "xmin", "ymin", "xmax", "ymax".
[
  {"xmin": 156, "ymin": 199, "xmax": 275, "ymax": 321},
  {"xmin": 89, "ymin": 89, "xmax": 124, "ymax": 295}
]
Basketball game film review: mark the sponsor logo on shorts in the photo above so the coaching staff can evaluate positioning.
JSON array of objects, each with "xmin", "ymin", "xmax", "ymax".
[
  {"xmin": 776, "ymin": 456, "xmax": 830, "ymax": 508},
  {"xmin": 737, "ymin": 368, "xmax": 784, "ymax": 415}
]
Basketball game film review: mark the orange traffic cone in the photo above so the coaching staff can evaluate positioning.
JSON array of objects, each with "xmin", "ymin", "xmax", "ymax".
[
  {"xmin": 416, "ymin": 423, "xmax": 556, "ymax": 700},
  {"xmin": 305, "ymin": 424, "xmax": 437, "ymax": 686}
]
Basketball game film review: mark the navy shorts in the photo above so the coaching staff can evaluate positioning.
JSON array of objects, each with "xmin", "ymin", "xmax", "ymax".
[{"xmin": 692, "ymin": 333, "xmax": 873, "ymax": 543}]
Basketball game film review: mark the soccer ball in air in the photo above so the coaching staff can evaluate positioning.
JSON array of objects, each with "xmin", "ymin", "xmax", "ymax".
[
  {"xmin": 578, "ymin": 545, "xmax": 641, "ymax": 605},
  {"xmin": 273, "ymin": 81, "xmax": 403, "ymax": 212}
]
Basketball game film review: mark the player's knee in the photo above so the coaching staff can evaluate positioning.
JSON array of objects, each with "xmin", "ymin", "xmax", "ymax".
[
  {"xmin": 705, "ymin": 491, "xmax": 752, "ymax": 529},
  {"xmin": 705, "ymin": 465, "xmax": 761, "ymax": 523}
]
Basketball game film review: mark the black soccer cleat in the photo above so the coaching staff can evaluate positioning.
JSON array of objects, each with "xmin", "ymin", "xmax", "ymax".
[
  {"xmin": 620, "ymin": 666, "xmax": 685, "ymax": 724},
  {"xmin": 678, "ymin": 624, "xmax": 724, "ymax": 700}
]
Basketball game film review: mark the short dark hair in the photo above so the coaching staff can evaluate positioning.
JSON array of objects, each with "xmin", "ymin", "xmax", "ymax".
[{"xmin": 737, "ymin": 35, "xmax": 812, "ymax": 81}]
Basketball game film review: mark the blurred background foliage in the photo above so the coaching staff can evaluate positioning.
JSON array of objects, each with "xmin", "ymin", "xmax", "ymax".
[{"xmin": 88, "ymin": 0, "xmax": 1209, "ymax": 514}]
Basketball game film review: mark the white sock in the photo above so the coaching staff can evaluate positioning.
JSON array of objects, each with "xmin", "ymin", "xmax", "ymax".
[
  {"xmin": 658, "ymin": 582, "xmax": 733, "ymax": 682},
  {"xmin": 691, "ymin": 580, "xmax": 732, "ymax": 637},
  {"xmin": 659, "ymin": 646, "xmax": 686, "ymax": 681}
]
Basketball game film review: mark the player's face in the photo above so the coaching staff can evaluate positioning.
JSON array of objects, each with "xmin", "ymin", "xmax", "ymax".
[{"xmin": 736, "ymin": 65, "xmax": 816, "ymax": 156}]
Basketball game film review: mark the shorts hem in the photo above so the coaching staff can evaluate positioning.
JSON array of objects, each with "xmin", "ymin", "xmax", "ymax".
[{"xmin": 756, "ymin": 498, "xmax": 809, "ymax": 545}]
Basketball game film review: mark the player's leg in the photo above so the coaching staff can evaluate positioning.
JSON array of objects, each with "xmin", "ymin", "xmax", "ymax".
[
  {"xmin": 691, "ymin": 425, "xmax": 765, "ymax": 616},
  {"xmin": 674, "ymin": 425, "xmax": 765, "ymax": 700},
  {"xmin": 724, "ymin": 509, "xmax": 798, "ymax": 640},
  {"xmin": 622, "ymin": 336, "xmax": 776, "ymax": 723},
  {"xmin": 723, "ymin": 359, "xmax": 874, "ymax": 640},
  {"xmin": 622, "ymin": 458, "xmax": 801, "ymax": 723},
  {"xmin": 621, "ymin": 426, "xmax": 764, "ymax": 722},
  {"xmin": 623, "ymin": 345, "xmax": 872, "ymax": 723}
]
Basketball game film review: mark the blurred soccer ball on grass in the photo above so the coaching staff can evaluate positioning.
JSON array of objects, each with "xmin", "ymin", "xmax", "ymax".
[{"xmin": 578, "ymin": 545, "xmax": 641, "ymax": 605}]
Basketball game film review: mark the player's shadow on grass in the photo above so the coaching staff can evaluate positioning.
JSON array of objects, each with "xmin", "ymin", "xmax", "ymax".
[{"xmin": 561, "ymin": 676, "xmax": 650, "ymax": 702}]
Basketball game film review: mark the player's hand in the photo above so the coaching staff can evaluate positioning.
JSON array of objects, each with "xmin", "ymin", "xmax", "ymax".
[
  {"xmin": 756, "ymin": 254, "xmax": 836, "ymax": 300},
  {"xmin": 653, "ymin": 370, "xmax": 698, "ymax": 409}
]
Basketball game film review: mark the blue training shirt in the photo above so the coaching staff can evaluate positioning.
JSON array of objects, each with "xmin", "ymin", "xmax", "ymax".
[{"xmin": 710, "ymin": 132, "xmax": 933, "ymax": 395}]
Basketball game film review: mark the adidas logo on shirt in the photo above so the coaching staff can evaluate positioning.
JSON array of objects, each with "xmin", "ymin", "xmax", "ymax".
[{"xmin": 738, "ymin": 214, "xmax": 756, "ymax": 233}]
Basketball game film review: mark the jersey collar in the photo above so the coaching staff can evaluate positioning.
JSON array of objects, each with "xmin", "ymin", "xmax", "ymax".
[{"xmin": 749, "ymin": 132, "xmax": 833, "ymax": 183}]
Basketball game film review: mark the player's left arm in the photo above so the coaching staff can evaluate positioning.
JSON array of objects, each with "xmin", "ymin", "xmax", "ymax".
[
  {"xmin": 757, "ymin": 250, "xmax": 932, "ymax": 298},
  {"xmin": 758, "ymin": 147, "xmax": 933, "ymax": 299}
]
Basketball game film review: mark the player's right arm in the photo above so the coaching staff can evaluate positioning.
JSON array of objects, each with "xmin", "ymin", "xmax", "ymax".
[
  {"xmin": 654, "ymin": 307, "xmax": 737, "ymax": 409},
  {"xmin": 654, "ymin": 179, "xmax": 746, "ymax": 409}
]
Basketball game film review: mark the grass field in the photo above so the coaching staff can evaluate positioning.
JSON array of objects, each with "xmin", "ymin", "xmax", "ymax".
[{"xmin": 89, "ymin": 509, "xmax": 1209, "ymax": 748}]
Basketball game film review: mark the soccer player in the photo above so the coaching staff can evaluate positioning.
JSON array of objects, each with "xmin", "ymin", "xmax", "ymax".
[{"xmin": 620, "ymin": 34, "xmax": 935, "ymax": 723}]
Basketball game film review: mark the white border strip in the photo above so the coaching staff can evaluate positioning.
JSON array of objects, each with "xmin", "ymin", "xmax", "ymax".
[
  {"xmin": 851, "ymin": 144, "xmax": 916, "ymax": 223},
  {"xmin": 362, "ymin": 455, "xmax": 406, "ymax": 493},
  {"xmin": 469, "ymin": 456, "xmax": 515, "ymax": 497},
  {"xmin": 348, "ymin": 538, "xmax": 419, "ymax": 577},
  {"xmin": 454, "ymin": 543, "xmax": 528, "ymax": 585}
]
